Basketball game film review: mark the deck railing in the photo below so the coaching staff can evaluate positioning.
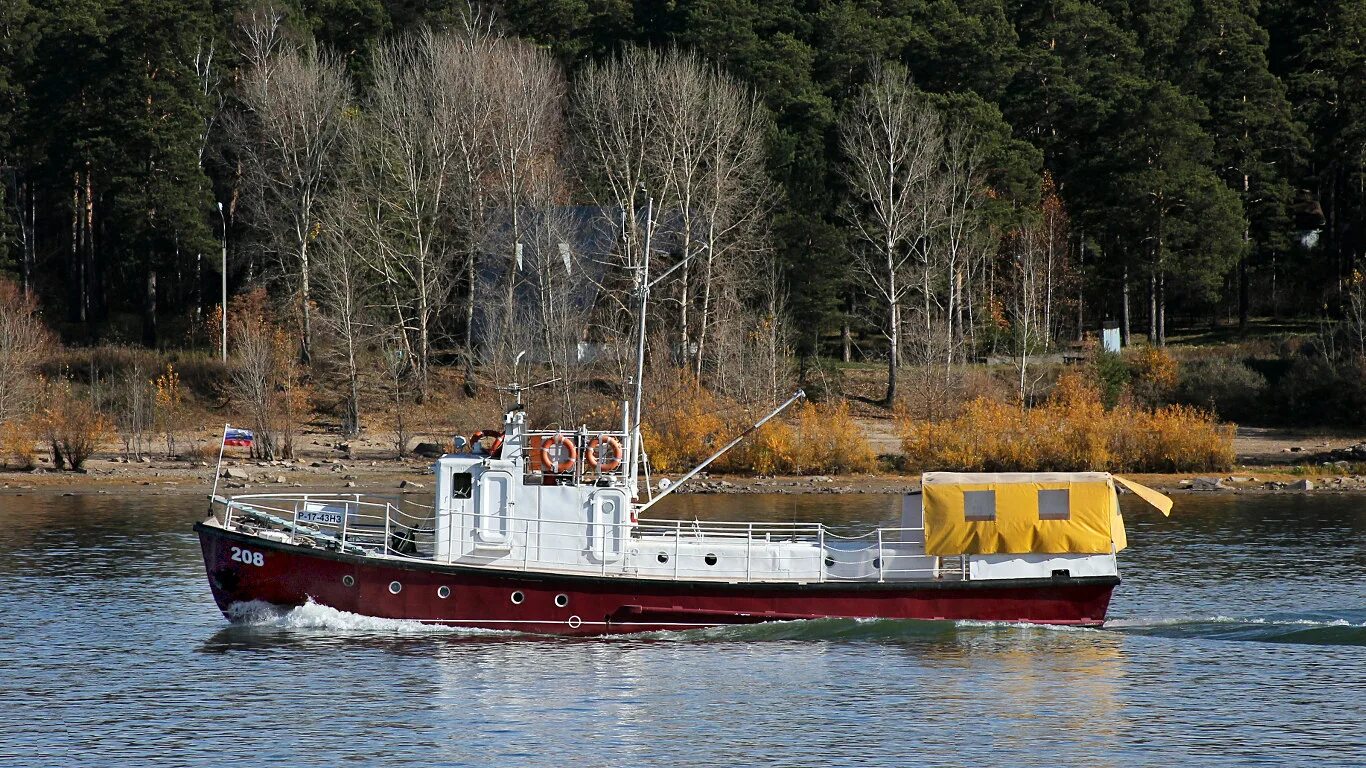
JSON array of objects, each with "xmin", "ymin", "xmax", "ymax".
[
  {"xmin": 214, "ymin": 493, "xmax": 957, "ymax": 583},
  {"xmin": 521, "ymin": 430, "xmax": 629, "ymax": 486}
]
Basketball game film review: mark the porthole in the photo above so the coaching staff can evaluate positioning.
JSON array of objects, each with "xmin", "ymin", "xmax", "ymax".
[
  {"xmin": 389, "ymin": 580, "xmax": 402, "ymax": 594},
  {"xmin": 511, "ymin": 590, "xmax": 525, "ymax": 605},
  {"xmin": 657, "ymin": 552, "xmax": 669, "ymax": 564},
  {"xmin": 437, "ymin": 585, "xmax": 451, "ymax": 599},
  {"xmin": 872, "ymin": 557, "xmax": 882, "ymax": 570},
  {"xmin": 824, "ymin": 555, "xmax": 835, "ymax": 568},
  {"xmin": 704, "ymin": 553, "xmax": 718, "ymax": 566},
  {"xmin": 554, "ymin": 593, "xmax": 569, "ymax": 608},
  {"xmin": 342, "ymin": 574, "xmax": 355, "ymax": 587}
]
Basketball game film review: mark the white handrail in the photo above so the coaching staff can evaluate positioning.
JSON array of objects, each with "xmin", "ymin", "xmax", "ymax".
[{"xmin": 211, "ymin": 492, "xmax": 956, "ymax": 583}]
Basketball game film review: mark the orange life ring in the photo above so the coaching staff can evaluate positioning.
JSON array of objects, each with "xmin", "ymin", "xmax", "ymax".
[
  {"xmin": 585, "ymin": 435, "xmax": 624, "ymax": 472},
  {"xmin": 470, "ymin": 430, "xmax": 503, "ymax": 458},
  {"xmin": 540, "ymin": 433, "xmax": 577, "ymax": 473}
]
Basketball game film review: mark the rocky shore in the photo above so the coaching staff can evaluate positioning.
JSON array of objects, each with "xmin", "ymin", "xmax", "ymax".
[
  {"xmin": 4, "ymin": 424, "xmax": 1366, "ymax": 497},
  {"xmin": 4, "ymin": 459, "xmax": 1365, "ymax": 498}
]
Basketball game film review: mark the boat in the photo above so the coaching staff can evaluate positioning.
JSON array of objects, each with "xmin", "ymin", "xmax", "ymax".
[
  {"xmin": 195, "ymin": 222, "xmax": 1173, "ymax": 635},
  {"xmin": 195, "ymin": 396, "xmax": 1173, "ymax": 634}
]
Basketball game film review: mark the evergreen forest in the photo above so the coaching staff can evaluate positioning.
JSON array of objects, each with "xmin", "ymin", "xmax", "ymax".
[{"xmin": 2, "ymin": 0, "xmax": 1366, "ymax": 459}]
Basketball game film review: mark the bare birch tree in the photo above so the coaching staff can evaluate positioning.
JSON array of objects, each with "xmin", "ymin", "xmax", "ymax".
[
  {"xmin": 938, "ymin": 119, "xmax": 987, "ymax": 375},
  {"xmin": 346, "ymin": 30, "xmax": 470, "ymax": 401},
  {"xmin": 1009, "ymin": 225, "xmax": 1050, "ymax": 404},
  {"xmin": 571, "ymin": 46, "xmax": 671, "ymax": 381},
  {"xmin": 840, "ymin": 62, "xmax": 944, "ymax": 404},
  {"xmin": 518, "ymin": 176, "xmax": 593, "ymax": 423},
  {"xmin": 436, "ymin": 26, "xmax": 500, "ymax": 389},
  {"xmin": 573, "ymin": 46, "xmax": 775, "ymax": 398},
  {"xmin": 482, "ymin": 37, "xmax": 568, "ymax": 378},
  {"xmin": 230, "ymin": 17, "xmax": 351, "ymax": 365},
  {"xmin": 315, "ymin": 181, "xmax": 375, "ymax": 436},
  {"xmin": 654, "ymin": 52, "xmax": 774, "ymax": 380}
]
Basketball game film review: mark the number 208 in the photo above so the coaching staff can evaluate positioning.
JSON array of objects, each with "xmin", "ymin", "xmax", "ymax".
[{"xmin": 230, "ymin": 546, "xmax": 264, "ymax": 567}]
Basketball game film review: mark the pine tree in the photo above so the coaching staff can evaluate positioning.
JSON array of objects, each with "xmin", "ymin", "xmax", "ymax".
[
  {"xmin": 99, "ymin": 0, "xmax": 217, "ymax": 346},
  {"xmin": 0, "ymin": 0, "xmax": 35, "ymax": 280},
  {"xmin": 1263, "ymin": 0, "xmax": 1366, "ymax": 299},
  {"xmin": 1180, "ymin": 0, "xmax": 1304, "ymax": 328},
  {"xmin": 1108, "ymin": 81, "xmax": 1244, "ymax": 343}
]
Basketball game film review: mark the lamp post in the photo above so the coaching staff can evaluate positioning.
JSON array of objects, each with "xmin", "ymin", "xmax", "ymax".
[{"xmin": 217, "ymin": 202, "xmax": 227, "ymax": 363}]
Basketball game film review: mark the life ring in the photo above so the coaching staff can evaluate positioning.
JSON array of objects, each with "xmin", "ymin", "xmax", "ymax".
[
  {"xmin": 540, "ymin": 433, "xmax": 577, "ymax": 473},
  {"xmin": 585, "ymin": 435, "xmax": 624, "ymax": 472},
  {"xmin": 470, "ymin": 430, "xmax": 503, "ymax": 457}
]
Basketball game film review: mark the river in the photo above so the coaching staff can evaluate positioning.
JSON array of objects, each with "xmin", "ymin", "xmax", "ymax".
[{"xmin": 0, "ymin": 490, "xmax": 1362, "ymax": 767}]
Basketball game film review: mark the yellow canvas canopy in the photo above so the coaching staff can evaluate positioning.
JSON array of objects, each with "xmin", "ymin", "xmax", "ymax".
[{"xmin": 921, "ymin": 472, "xmax": 1171, "ymax": 556}]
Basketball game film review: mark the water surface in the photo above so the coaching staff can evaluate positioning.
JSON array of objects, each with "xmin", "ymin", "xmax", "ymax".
[{"xmin": 0, "ymin": 490, "xmax": 1362, "ymax": 767}]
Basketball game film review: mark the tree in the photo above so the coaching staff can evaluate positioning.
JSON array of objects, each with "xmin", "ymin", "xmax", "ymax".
[
  {"xmin": 346, "ymin": 29, "xmax": 469, "ymax": 402},
  {"xmin": 315, "ymin": 180, "xmax": 375, "ymax": 437},
  {"xmin": 99, "ymin": 0, "xmax": 217, "ymax": 347},
  {"xmin": 230, "ymin": 12, "xmax": 352, "ymax": 364},
  {"xmin": 1263, "ymin": 0, "xmax": 1366, "ymax": 303},
  {"xmin": 482, "ymin": 35, "xmax": 568, "ymax": 383},
  {"xmin": 1110, "ymin": 81, "xmax": 1244, "ymax": 344},
  {"xmin": 0, "ymin": 277, "xmax": 50, "ymax": 423},
  {"xmin": 1181, "ymin": 0, "xmax": 1303, "ymax": 329},
  {"xmin": 839, "ymin": 62, "xmax": 944, "ymax": 404},
  {"xmin": 0, "ymin": 0, "xmax": 35, "ymax": 285}
]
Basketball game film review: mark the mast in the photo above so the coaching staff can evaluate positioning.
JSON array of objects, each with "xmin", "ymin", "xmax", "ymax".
[{"xmin": 627, "ymin": 197, "xmax": 653, "ymax": 499}]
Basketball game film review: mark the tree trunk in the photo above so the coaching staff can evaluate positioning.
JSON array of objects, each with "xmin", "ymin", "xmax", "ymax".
[
  {"xmin": 841, "ymin": 322, "xmax": 852, "ymax": 363},
  {"xmin": 84, "ymin": 168, "xmax": 96, "ymax": 326},
  {"xmin": 464, "ymin": 254, "xmax": 477, "ymax": 396},
  {"xmin": 953, "ymin": 267, "xmax": 965, "ymax": 365},
  {"xmin": 1076, "ymin": 232, "xmax": 1084, "ymax": 343},
  {"xmin": 143, "ymin": 268, "xmax": 158, "ymax": 348},
  {"xmin": 71, "ymin": 173, "xmax": 85, "ymax": 325},
  {"xmin": 1121, "ymin": 261, "xmax": 1131, "ymax": 347},
  {"xmin": 1158, "ymin": 269, "xmax": 1166, "ymax": 347},
  {"xmin": 1238, "ymin": 254, "xmax": 1250, "ymax": 332},
  {"xmin": 299, "ymin": 243, "xmax": 312, "ymax": 365},
  {"xmin": 886, "ymin": 301, "xmax": 899, "ymax": 405},
  {"xmin": 694, "ymin": 243, "xmax": 717, "ymax": 379},
  {"xmin": 346, "ymin": 334, "xmax": 361, "ymax": 437},
  {"xmin": 22, "ymin": 180, "xmax": 34, "ymax": 298},
  {"xmin": 1148, "ymin": 270, "xmax": 1157, "ymax": 344}
]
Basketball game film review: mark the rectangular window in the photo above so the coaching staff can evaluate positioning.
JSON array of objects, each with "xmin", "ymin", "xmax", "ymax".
[
  {"xmin": 963, "ymin": 490, "xmax": 996, "ymax": 521},
  {"xmin": 1039, "ymin": 488, "xmax": 1070, "ymax": 520},
  {"xmin": 450, "ymin": 472, "xmax": 473, "ymax": 500}
]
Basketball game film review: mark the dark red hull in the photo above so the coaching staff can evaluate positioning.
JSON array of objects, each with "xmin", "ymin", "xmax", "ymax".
[{"xmin": 196, "ymin": 522, "xmax": 1117, "ymax": 635}]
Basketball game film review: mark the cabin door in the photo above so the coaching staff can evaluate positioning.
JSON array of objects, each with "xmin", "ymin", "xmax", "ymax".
[
  {"xmin": 587, "ymin": 489, "xmax": 626, "ymax": 564},
  {"xmin": 475, "ymin": 470, "xmax": 514, "ymax": 546}
]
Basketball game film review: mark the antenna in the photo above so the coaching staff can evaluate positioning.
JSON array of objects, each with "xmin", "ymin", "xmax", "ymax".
[{"xmin": 495, "ymin": 350, "xmax": 560, "ymax": 410}]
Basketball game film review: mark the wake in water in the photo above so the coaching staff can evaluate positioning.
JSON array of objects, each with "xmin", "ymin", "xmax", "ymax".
[
  {"xmin": 1105, "ymin": 611, "xmax": 1366, "ymax": 646},
  {"xmin": 222, "ymin": 599, "xmax": 1366, "ymax": 646},
  {"xmin": 225, "ymin": 599, "xmax": 510, "ymax": 636}
]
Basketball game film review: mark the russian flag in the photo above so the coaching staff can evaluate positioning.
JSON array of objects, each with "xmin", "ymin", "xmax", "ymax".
[{"xmin": 224, "ymin": 428, "xmax": 254, "ymax": 447}]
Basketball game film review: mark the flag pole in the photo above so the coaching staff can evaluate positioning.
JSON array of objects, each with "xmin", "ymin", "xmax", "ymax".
[{"xmin": 210, "ymin": 422, "xmax": 229, "ymax": 507}]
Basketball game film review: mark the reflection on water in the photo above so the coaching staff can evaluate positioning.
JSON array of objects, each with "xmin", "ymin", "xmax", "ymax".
[{"xmin": 0, "ymin": 491, "xmax": 1362, "ymax": 766}]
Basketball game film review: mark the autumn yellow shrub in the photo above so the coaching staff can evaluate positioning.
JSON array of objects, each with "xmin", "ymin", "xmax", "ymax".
[
  {"xmin": 899, "ymin": 369, "xmax": 1233, "ymax": 473},
  {"xmin": 1129, "ymin": 346, "xmax": 1179, "ymax": 405},
  {"xmin": 641, "ymin": 379, "xmax": 728, "ymax": 473},
  {"xmin": 791, "ymin": 401, "xmax": 878, "ymax": 474},
  {"xmin": 642, "ymin": 372, "xmax": 876, "ymax": 475},
  {"xmin": 0, "ymin": 420, "xmax": 37, "ymax": 470},
  {"xmin": 34, "ymin": 380, "xmax": 112, "ymax": 471},
  {"xmin": 153, "ymin": 363, "xmax": 185, "ymax": 455}
]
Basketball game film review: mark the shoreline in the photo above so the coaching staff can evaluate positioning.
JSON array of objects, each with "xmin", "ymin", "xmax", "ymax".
[
  {"xmin": 2, "ymin": 458, "xmax": 1360, "ymax": 498},
  {"xmin": 6, "ymin": 419, "xmax": 1366, "ymax": 500}
]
